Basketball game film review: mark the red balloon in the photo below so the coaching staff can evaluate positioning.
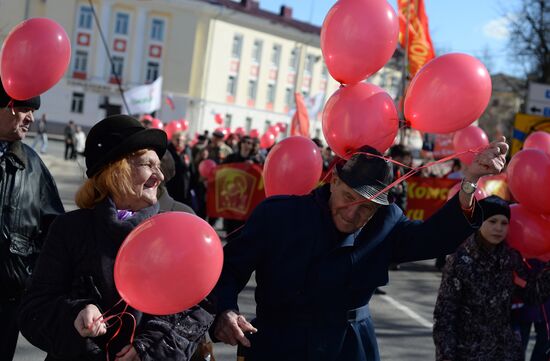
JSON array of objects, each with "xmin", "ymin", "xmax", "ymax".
[
  {"xmin": 198, "ymin": 159, "xmax": 217, "ymax": 179},
  {"xmin": 150, "ymin": 118, "xmax": 163, "ymax": 130},
  {"xmin": 524, "ymin": 131, "xmax": 550, "ymax": 156},
  {"xmin": 321, "ymin": 0, "xmax": 398, "ymax": 85},
  {"xmin": 234, "ymin": 127, "xmax": 246, "ymax": 137},
  {"xmin": 142, "ymin": 114, "xmax": 154, "ymax": 122},
  {"xmin": 268, "ymin": 125, "xmax": 280, "ymax": 137},
  {"xmin": 452, "ymin": 126, "xmax": 489, "ymax": 165},
  {"xmin": 214, "ymin": 113, "xmax": 223, "ymax": 125},
  {"xmin": 404, "ymin": 53, "xmax": 492, "ymax": 134},
  {"xmin": 164, "ymin": 120, "xmax": 183, "ymax": 140},
  {"xmin": 508, "ymin": 204, "xmax": 550, "ymax": 259},
  {"xmin": 179, "ymin": 119, "xmax": 189, "ymax": 131},
  {"xmin": 260, "ymin": 131, "xmax": 276, "ymax": 149},
  {"xmin": 249, "ymin": 129, "xmax": 260, "ymax": 139},
  {"xmin": 1, "ymin": 18, "xmax": 71, "ymax": 100},
  {"xmin": 264, "ymin": 136, "xmax": 323, "ymax": 197},
  {"xmin": 322, "ymin": 82, "xmax": 398, "ymax": 158},
  {"xmin": 277, "ymin": 122, "xmax": 288, "ymax": 133},
  {"xmin": 507, "ymin": 149, "xmax": 550, "ymax": 214},
  {"xmin": 447, "ymin": 182, "xmax": 487, "ymax": 201},
  {"xmin": 114, "ymin": 212, "xmax": 223, "ymax": 315}
]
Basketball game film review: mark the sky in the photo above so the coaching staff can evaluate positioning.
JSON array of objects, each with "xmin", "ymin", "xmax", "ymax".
[{"xmin": 258, "ymin": 0, "xmax": 523, "ymax": 77}]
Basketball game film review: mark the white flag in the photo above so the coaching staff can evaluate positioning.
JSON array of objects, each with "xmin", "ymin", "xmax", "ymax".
[{"xmin": 123, "ymin": 77, "xmax": 163, "ymax": 114}]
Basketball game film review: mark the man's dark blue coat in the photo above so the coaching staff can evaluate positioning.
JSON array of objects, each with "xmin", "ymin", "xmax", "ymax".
[{"xmin": 213, "ymin": 185, "xmax": 482, "ymax": 361}]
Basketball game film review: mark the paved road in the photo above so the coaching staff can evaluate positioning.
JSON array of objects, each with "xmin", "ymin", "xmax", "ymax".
[{"xmin": 13, "ymin": 138, "xmax": 534, "ymax": 361}]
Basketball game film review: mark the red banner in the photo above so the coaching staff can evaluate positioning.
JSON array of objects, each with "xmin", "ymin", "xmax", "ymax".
[
  {"xmin": 206, "ymin": 163, "xmax": 266, "ymax": 220},
  {"xmin": 398, "ymin": 0, "xmax": 435, "ymax": 77},
  {"xmin": 406, "ymin": 176, "xmax": 459, "ymax": 220}
]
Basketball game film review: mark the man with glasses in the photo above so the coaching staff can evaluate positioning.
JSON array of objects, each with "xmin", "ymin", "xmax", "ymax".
[{"xmin": 211, "ymin": 140, "xmax": 508, "ymax": 361}]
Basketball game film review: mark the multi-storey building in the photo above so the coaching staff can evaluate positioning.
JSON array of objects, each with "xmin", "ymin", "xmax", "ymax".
[{"xmin": 0, "ymin": 0, "xmax": 403, "ymax": 138}]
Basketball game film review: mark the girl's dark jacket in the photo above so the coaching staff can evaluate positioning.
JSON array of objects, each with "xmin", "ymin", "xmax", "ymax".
[
  {"xmin": 433, "ymin": 234, "xmax": 550, "ymax": 361},
  {"xmin": 18, "ymin": 198, "xmax": 213, "ymax": 361}
]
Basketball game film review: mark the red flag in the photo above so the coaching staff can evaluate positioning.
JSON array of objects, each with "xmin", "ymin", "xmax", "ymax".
[
  {"xmin": 165, "ymin": 94, "xmax": 175, "ymax": 110},
  {"xmin": 290, "ymin": 92, "xmax": 310, "ymax": 137},
  {"xmin": 398, "ymin": 0, "xmax": 435, "ymax": 77}
]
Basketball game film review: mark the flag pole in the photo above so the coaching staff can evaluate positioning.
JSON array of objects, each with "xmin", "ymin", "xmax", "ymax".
[{"xmin": 399, "ymin": 0, "xmax": 412, "ymax": 145}]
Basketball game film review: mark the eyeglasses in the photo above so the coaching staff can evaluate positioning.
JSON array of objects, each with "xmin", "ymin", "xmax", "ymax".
[{"xmin": 131, "ymin": 161, "xmax": 162, "ymax": 173}]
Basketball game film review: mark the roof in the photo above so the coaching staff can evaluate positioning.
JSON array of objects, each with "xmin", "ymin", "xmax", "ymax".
[{"xmin": 197, "ymin": 0, "xmax": 322, "ymax": 35}]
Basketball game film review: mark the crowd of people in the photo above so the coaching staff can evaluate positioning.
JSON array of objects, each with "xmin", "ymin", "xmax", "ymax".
[{"xmin": 1, "ymin": 75, "xmax": 549, "ymax": 361}]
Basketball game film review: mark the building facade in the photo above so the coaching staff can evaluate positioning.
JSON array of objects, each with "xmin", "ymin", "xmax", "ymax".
[{"xmin": 0, "ymin": 0, "xmax": 403, "ymax": 139}]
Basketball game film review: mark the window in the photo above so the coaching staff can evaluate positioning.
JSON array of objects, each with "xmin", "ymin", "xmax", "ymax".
[
  {"xmin": 248, "ymin": 79, "xmax": 257, "ymax": 100},
  {"xmin": 227, "ymin": 75, "xmax": 237, "ymax": 96},
  {"xmin": 145, "ymin": 61, "xmax": 159, "ymax": 83},
  {"xmin": 225, "ymin": 114, "xmax": 232, "ymax": 128},
  {"xmin": 321, "ymin": 64, "xmax": 328, "ymax": 79},
  {"xmin": 252, "ymin": 40, "xmax": 262, "ymax": 63},
  {"xmin": 78, "ymin": 6, "xmax": 93, "ymax": 29},
  {"xmin": 305, "ymin": 54, "xmax": 315, "ymax": 74},
  {"xmin": 289, "ymin": 47, "xmax": 299, "ymax": 70},
  {"xmin": 267, "ymin": 83, "xmax": 276, "ymax": 104},
  {"xmin": 151, "ymin": 19, "xmax": 165, "ymax": 41},
  {"xmin": 71, "ymin": 92, "xmax": 84, "ymax": 113},
  {"xmin": 231, "ymin": 34, "xmax": 243, "ymax": 58},
  {"xmin": 271, "ymin": 44, "xmax": 281, "ymax": 67},
  {"xmin": 264, "ymin": 120, "xmax": 271, "ymax": 133},
  {"xmin": 111, "ymin": 56, "xmax": 124, "ymax": 78},
  {"xmin": 285, "ymin": 87, "xmax": 294, "ymax": 107},
  {"xmin": 73, "ymin": 51, "xmax": 88, "ymax": 72},
  {"xmin": 245, "ymin": 117, "xmax": 252, "ymax": 132},
  {"xmin": 115, "ymin": 13, "xmax": 129, "ymax": 35}
]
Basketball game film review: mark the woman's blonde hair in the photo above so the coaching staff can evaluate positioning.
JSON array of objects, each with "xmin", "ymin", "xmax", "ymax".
[{"xmin": 75, "ymin": 149, "xmax": 148, "ymax": 209}]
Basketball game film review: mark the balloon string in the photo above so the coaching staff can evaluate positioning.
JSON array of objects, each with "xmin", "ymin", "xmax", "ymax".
[{"xmin": 92, "ymin": 299, "xmax": 138, "ymax": 361}]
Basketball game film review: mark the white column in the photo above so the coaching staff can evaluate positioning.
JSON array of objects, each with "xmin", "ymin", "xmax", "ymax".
[
  {"xmin": 130, "ymin": 7, "xmax": 148, "ymax": 85},
  {"xmin": 93, "ymin": 0, "xmax": 112, "ymax": 81}
]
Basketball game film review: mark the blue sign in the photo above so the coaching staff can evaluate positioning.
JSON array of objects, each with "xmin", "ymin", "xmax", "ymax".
[
  {"xmin": 545, "ymin": 107, "xmax": 550, "ymax": 117},
  {"xmin": 546, "ymin": 90, "xmax": 550, "ymax": 99}
]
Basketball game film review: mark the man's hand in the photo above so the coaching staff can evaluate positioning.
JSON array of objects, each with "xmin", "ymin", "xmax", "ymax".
[
  {"xmin": 74, "ymin": 304, "xmax": 107, "ymax": 338},
  {"xmin": 115, "ymin": 345, "xmax": 141, "ymax": 361},
  {"xmin": 213, "ymin": 310, "xmax": 258, "ymax": 347},
  {"xmin": 464, "ymin": 136, "xmax": 508, "ymax": 182}
]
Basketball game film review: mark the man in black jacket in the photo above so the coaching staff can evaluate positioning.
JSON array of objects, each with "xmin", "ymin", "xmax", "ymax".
[{"xmin": 0, "ymin": 81, "xmax": 64, "ymax": 360}]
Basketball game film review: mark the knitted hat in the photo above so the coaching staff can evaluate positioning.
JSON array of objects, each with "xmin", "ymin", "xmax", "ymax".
[{"xmin": 479, "ymin": 195, "xmax": 511, "ymax": 221}]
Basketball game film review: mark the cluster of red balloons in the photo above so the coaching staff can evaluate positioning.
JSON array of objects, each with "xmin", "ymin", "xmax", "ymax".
[
  {"xmin": 114, "ymin": 212, "xmax": 223, "ymax": 315},
  {"xmin": 1, "ymin": 18, "xmax": 71, "ymax": 100},
  {"xmin": 320, "ymin": 1, "xmax": 492, "ymax": 159},
  {"xmin": 163, "ymin": 119, "xmax": 189, "ymax": 139},
  {"xmin": 320, "ymin": 0, "xmax": 399, "ymax": 158},
  {"xmin": 507, "ymin": 131, "xmax": 550, "ymax": 260}
]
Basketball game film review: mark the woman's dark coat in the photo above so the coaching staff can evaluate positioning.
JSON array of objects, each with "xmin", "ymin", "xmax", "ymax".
[{"xmin": 19, "ymin": 198, "xmax": 213, "ymax": 361}]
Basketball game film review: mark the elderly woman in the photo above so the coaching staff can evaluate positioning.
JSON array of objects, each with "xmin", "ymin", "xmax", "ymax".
[
  {"xmin": 19, "ymin": 115, "xmax": 213, "ymax": 361},
  {"xmin": 433, "ymin": 196, "xmax": 550, "ymax": 361}
]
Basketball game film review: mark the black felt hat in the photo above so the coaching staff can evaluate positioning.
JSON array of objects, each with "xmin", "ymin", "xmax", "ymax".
[
  {"xmin": 0, "ymin": 78, "xmax": 40, "ymax": 110},
  {"xmin": 84, "ymin": 115, "xmax": 167, "ymax": 178},
  {"xmin": 335, "ymin": 145, "xmax": 394, "ymax": 205}
]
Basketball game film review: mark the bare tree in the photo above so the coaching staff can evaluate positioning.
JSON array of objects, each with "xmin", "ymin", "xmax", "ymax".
[{"xmin": 506, "ymin": 0, "xmax": 550, "ymax": 82}]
